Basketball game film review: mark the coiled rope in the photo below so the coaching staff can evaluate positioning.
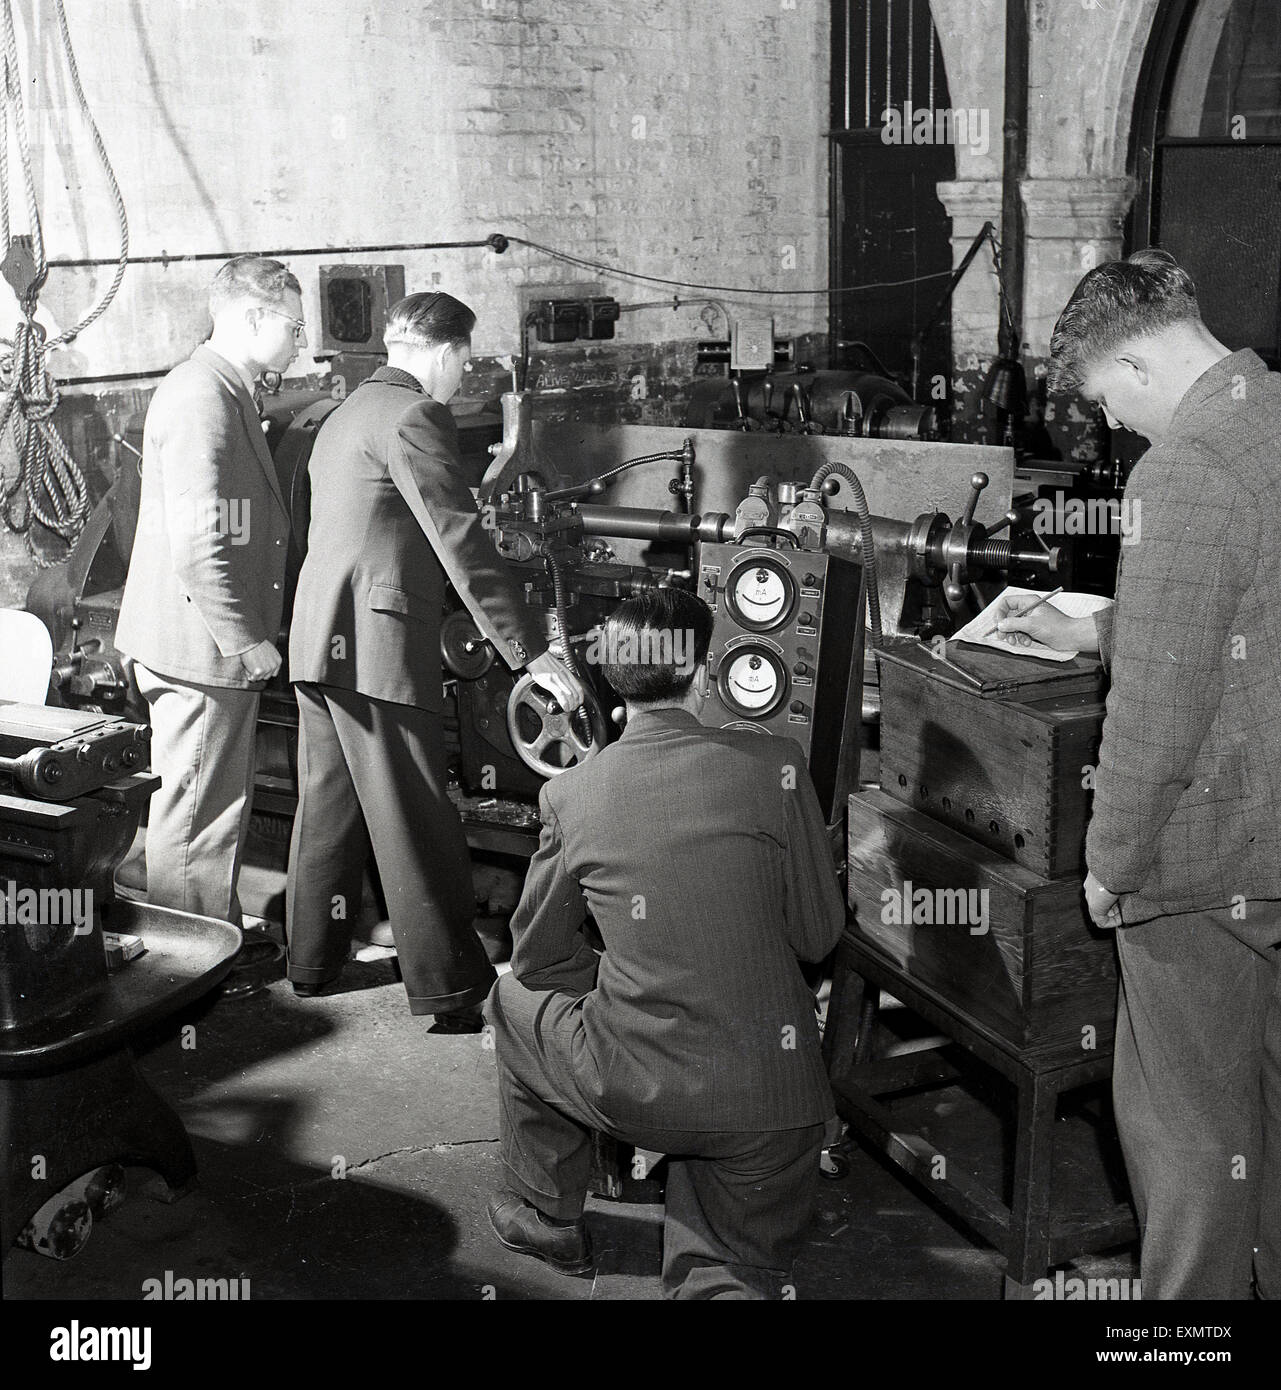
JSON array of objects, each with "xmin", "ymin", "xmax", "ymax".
[{"xmin": 0, "ymin": 0, "xmax": 129, "ymax": 566}]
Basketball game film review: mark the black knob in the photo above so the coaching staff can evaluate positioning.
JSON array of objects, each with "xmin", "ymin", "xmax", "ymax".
[
  {"xmin": 798, "ymin": 612, "xmax": 814, "ymax": 626},
  {"xmin": 794, "ymin": 662, "xmax": 808, "ymax": 677},
  {"xmin": 803, "ymin": 573, "xmax": 819, "ymax": 587},
  {"xmin": 790, "ymin": 700, "xmax": 805, "ymax": 715}
]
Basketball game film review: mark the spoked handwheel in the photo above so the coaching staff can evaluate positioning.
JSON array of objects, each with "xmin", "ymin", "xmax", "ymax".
[{"xmin": 506, "ymin": 674, "xmax": 609, "ymax": 778}]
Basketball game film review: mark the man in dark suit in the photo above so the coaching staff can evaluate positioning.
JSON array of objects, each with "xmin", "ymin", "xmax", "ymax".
[
  {"xmin": 485, "ymin": 588, "xmax": 845, "ymax": 1297},
  {"xmin": 286, "ymin": 291, "xmax": 585, "ymax": 1026},
  {"xmin": 116, "ymin": 256, "xmax": 301, "ymax": 929}
]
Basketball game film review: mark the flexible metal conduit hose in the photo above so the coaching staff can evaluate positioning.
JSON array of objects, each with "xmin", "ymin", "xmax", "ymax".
[
  {"xmin": 545, "ymin": 552, "xmax": 594, "ymax": 745},
  {"xmin": 805, "ymin": 460, "xmax": 883, "ymax": 645}
]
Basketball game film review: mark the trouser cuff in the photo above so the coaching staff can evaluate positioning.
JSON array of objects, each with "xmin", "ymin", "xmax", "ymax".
[
  {"xmin": 406, "ymin": 974, "xmax": 497, "ymax": 1017},
  {"xmin": 501, "ymin": 1160, "xmax": 587, "ymax": 1222},
  {"xmin": 286, "ymin": 959, "xmax": 344, "ymax": 984}
]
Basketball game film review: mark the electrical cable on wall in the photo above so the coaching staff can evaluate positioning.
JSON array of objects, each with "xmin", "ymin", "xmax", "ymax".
[
  {"xmin": 502, "ymin": 234, "xmax": 955, "ymax": 298},
  {"xmin": 0, "ymin": 0, "xmax": 128, "ymax": 567}
]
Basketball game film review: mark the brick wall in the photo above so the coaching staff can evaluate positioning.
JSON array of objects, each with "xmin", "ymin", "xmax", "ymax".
[{"xmin": 1, "ymin": 0, "xmax": 830, "ymax": 602}]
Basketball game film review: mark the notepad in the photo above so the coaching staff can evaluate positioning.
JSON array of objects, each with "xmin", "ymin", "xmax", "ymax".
[{"xmin": 953, "ymin": 587, "xmax": 1113, "ymax": 663}]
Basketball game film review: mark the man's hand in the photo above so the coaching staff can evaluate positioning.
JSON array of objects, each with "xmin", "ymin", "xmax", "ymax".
[
  {"xmin": 239, "ymin": 638, "xmax": 282, "ymax": 683},
  {"xmin": 988, "ymin": 592, "xmax": 1105, "ymax": 654},
  {"xmin": 526, "ymin": 649, "xmax": 590, "ymax": 711},
  {"xmin": 1084, "ymin": 870, "xmax": 1121, "ymax": 929}
]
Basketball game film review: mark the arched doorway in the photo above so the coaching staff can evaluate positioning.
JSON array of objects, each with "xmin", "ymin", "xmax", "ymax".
[{"xmin": 1131, "ymin": 0, "xmax": 1281, "ymax": 363}]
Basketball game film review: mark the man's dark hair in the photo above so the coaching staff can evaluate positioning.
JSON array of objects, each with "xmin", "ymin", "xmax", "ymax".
[
  {"xmin": 599, "ymin": 587, "xmax": 714, "ymax": 705},
  {"xmin": 1048, "ymin": 248, "xmax": 1201, "ymax": 393},
  {"xmin": 385, "ymin": 292, "xmax": 476, "ymax": 351},
  {"xmin": 209, "ymin": 256, "xmax": 300, "ymax": 314}
]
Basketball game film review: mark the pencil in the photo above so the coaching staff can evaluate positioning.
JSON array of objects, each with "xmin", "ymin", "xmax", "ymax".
[{"xmin": 981, "ymin": 585, "xmax": 1064, "ymax": 639}]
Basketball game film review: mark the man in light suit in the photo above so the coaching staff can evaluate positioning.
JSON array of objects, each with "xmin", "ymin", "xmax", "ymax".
[
  {"xmin": 285, "ymin": 291, "xmax": 585, "ymax": 1027},
  {"xmin": 485, "ymin": 588, "xmax": 845, "ymax": 1297},
  {"xmin": 116, "ymin": 256, "xmax": 302, "ymax": 928}
]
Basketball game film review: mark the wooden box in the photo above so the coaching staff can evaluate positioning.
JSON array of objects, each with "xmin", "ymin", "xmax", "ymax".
[
  {"xmin": 877, "ymin": 642, "xmax": 1105, "ymax": 879},
  {"xmin": 846, "ymin": 789, "xmax": 1117, "ymax": 1054}
]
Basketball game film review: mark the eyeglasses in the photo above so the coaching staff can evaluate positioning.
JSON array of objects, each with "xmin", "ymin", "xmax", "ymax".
[{"xmin": 261, "ymin": 307, "xmax": 307, "ymax": 341}]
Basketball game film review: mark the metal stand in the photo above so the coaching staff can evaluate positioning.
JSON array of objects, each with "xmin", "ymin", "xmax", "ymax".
[{"xmin": 0, "ymin": 903, "xmax": 240, "ymax": 1255}]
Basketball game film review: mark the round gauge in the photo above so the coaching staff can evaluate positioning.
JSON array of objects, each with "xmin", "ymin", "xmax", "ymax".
[
  {"xmin": 717, "ymin": 646, "xmax": 789, "ymax": 718},
  {"xmin": 725, "ymin": 558, "xmax": 796, "ymax": 633}
]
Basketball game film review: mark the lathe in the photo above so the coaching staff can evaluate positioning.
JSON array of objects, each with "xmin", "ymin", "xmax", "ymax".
[
  {"xmin": 442, "ymin": 399, "xmax": 1059, "ymax": 824},
  {"xmin": 25, "ymin": 377, "xmax": 1061, "ymax": 844},
  {"xmin": 0, "ymin": 702, "xmax": 239, "ymax": 1258}
]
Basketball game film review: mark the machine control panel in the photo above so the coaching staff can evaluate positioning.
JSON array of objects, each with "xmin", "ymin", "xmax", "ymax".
[{"xmin": 695, "ymin": 541, "xmax": 864, "ymax": 817}]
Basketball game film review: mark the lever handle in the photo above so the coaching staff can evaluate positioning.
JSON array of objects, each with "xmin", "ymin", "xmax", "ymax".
[{"xmin": 960, "ymin": 472, "xmax": 988, "ymax": 527}]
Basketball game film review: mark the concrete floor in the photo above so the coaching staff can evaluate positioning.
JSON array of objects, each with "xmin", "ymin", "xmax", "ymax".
[
  {"xmin": 6, "ymin": 849, "xmax": 1140, "ymax": 1302},
  {"xmin": 5, "ymin": 966, "xmax": 1140, "ymax": 1302}
]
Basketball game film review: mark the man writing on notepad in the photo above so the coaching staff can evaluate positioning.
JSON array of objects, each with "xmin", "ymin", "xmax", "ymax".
[{"xmin": 989, "ymin": 249, "xmax": 1281, "ymax": 1300}]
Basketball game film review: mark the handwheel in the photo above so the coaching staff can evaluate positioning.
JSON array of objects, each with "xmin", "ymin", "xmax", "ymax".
[{"xmin": 506, "ymin": 673, "xmax": 609, "ymax": 777}]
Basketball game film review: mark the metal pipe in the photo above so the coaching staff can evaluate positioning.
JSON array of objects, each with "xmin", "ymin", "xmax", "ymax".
[
  {"xmin": 910, "ymin": 220, "xmax": 996, "ymax": 398},
  {"xmin": 576, "ymin": 505, "xmax": 728, "ymax": 545},
  {"xmin": 1000, "ymin": 0, "xmax": 1029, "ymax": 361},
  {"xmin": 46, "ymin": 235, "xmax": 507, "ymax": 271}
]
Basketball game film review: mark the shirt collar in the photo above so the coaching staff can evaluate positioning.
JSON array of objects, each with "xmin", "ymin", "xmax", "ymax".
[{"xmin": 231, "ymin": 360, "xmax": 258, "ymax": 400}]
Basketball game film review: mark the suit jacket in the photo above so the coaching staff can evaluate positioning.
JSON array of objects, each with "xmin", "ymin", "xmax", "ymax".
[
  {"xmin": 1086, "ymin": 349, "xmax": 1281, "ymax": 929},
  {"xmin": 116, "ymin": 345, "xmax": 291, "ymax": 688},
  {"xmin": 510, "ymin": 708, "xmax": 846, "ymax": 1132},
  {"xmin": 289, "ymin": 366, "xmax": 547, "ymax": 711}
]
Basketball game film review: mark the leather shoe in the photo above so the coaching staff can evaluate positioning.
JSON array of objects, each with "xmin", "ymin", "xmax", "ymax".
[
  {"xmin": 363, "ymin": 920, "xmax": 396, "ymax": 949},
  {"xmin": 291, "ymin": 976, "xmax": 342, "ymax": 998},
  {"xmin": 486, "ymin": 1193, "xmax": 593, "ymax": 1276},
  {"xmin": 429, "ymin": 1006, "xmax": 485, "ymax": 1034}
]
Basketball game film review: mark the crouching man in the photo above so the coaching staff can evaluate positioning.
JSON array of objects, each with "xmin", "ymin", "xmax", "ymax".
[{"xmin": 484, "ymin": 588, "xmax": 845, "ymax": 1298}]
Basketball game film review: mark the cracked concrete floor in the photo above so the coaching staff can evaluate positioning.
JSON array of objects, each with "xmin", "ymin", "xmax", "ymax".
[{"xmin": 4, "ymin": 946, "xmax": 1139, "ymax": 1302}]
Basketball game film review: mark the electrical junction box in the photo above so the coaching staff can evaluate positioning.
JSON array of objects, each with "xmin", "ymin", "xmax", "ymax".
[{"xmin": 730, "ymin": 317, "xmax": 776, "ymax": 371}]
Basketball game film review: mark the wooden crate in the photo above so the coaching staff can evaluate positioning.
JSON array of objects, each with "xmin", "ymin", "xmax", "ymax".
[
  {"xmin": 877, "ymin": 642, "xmax": 1105, "ymax": 879},
  {"xmin": 846, "ymin": 789, "xmax": 1117, "ymax": 1055}
]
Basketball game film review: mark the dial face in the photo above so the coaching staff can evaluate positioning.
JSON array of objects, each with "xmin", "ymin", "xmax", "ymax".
[
  {"xmin": 726, "ymin": 559, "xmax": 795, "ymax": 632},
  {"xmin": 718, "ymin": 647, "xmax": 787, "ymax": 717}
]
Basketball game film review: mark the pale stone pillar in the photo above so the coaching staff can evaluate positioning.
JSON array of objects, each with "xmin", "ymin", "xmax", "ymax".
[{"xmin": 1022, "ymin": 175, "xmax": 1135, "ymax": 462}]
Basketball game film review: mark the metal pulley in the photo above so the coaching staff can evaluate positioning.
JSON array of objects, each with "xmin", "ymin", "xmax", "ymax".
[{"xmin": 440, "ymin": 609, "xmax": 495, "ymax": 681}]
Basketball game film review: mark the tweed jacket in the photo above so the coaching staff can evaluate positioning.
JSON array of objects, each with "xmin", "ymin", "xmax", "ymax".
[
  {"xmin": 509, "ymin": 708, "xmax": 846, "ymax": 1132},
  {"xmin": 115, "ymin": 345, "xmax": 291, "ymax": 687},
  {"xmin": 1087, "ymin": 349, "xmax": 1281, "ymax": 930},
  {"xmin": 288, "ymin": 366, "xmax": 548, "ymax": 711}
]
